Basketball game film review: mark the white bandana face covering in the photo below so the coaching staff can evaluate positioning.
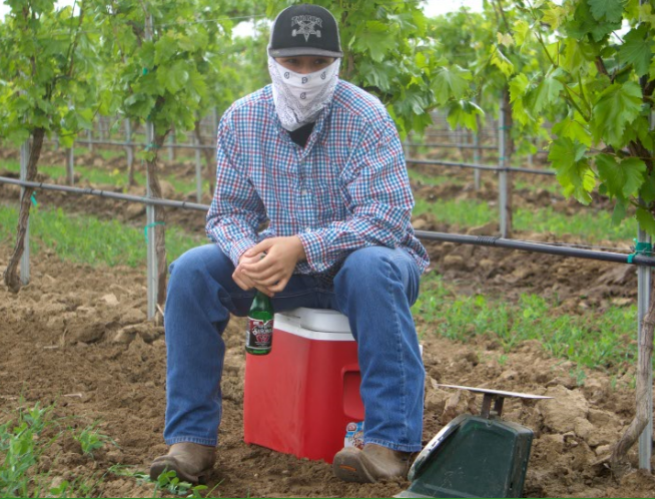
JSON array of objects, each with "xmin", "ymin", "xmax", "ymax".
[{"xmin": 268, "ymin": 56, "xmax": 341, "ymax": 131}]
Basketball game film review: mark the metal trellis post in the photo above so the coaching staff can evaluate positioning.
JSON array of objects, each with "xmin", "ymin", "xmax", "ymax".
[
  {"xmin": 125, "ymin": 119, "xmax": 134, "ymax": 173},
  {"xmin": 498, "ymin": 97, "xmax": 508, "ymax": 238},
  {"xmin": 212, "ymin": 108, "xmax": 219, "ymax": 137},
  {"xmin": 67, "ymin": 146, "xmax": 75, "ymax": 186},
  {"xmin": 637, "ymin": 226, "xmax": 653, "ymax": 471},
  {"xmin": 168, "ymin": 129, "xmax": 175, "ymax": 162},
  {"xmin": 145, "ymin": 13, "xmax": 157, "ymax": 321},
  {"xmin": 473, "ymin": 128, "xmax": 481, "ymax": 191},
  {"xmin": 195, "ymin": 135, "xmax": 202, "ymax": 203}
]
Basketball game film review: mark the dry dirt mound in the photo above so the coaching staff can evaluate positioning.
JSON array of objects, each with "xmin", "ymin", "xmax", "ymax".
[{"xmin": 2, "ymin": 247, "xmax": 655, "ymax": 497}]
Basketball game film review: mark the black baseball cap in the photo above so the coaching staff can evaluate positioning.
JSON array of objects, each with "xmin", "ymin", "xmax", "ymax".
[{"xmin": 268, "ymin": 4, "xmax": 343, "ymax": 59}]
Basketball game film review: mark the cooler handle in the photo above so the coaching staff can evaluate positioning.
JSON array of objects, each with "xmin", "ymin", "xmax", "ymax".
[{"xmin": 342, "ymin": 364, "xmax": 364, "ymax": 421}]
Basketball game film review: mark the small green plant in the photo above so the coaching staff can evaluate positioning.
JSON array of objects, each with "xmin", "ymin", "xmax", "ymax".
[
  {"xmin": 0, "ymin": 401, "xmax": 54, "ymax": 498},
  {"xmin": 154, "ymin": 470, "xmax": 207, "ymax": 497},
  {"xmin": 0, "ymin": 401, "xmax": 110, "ymax": 498},
  {"xmin": 73, "ymin": 423, "xmax": 113, "ymax": 456},
  {"xmin": 109, "ymin": 465, "xmax": 216, "ymax": 498}
]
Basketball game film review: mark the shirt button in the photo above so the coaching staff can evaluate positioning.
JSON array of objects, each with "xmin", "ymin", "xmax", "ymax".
[
  {"xmin": 301, "ymin": 189, "xmax": 308, "ymax": 195},
  {"xmin": 304, "ymin": 227, "xmax": 311, "ymax": 232}
]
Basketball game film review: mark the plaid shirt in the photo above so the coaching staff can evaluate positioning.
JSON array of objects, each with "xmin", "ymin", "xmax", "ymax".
[{"xmin": 206, "ymin": 80, "xmax": 429, "ymax": 277}]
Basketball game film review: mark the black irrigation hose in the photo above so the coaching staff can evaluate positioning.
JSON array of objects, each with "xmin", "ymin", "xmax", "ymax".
[
  {"xmin": 414, "ymin": 230, "xmax": 655, "ymax": 267},
  {"xmin": 2, "ymin": 176, "xmax": 652, "ymax": 267},
  {"xmin": 407, "ymin": 158, "xmax": 556, "ymax": 176}
]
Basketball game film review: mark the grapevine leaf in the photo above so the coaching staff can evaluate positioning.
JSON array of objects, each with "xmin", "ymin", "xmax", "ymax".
[
  {"xmin": 549, "ymin": 136, "xmax": 587, "ymax": 168},
  {"xmin": 509, "ymin": 73, "xmax": 531, "ymax": 125},
  {"xmin": 159, "ymin": 61, "xmax": 189, "ymax": 94},
  {"xmin": 588, "ymin": 0, "xmax": 624, "ymax": 22},
  {"xmin": 591, "ymin": 82, "xmax": 642, "ymax": 148},
  {"xmin": 559, "ymin": 158, "xmax": 595, "ymax": 204},
  {"xmin": 621, "ymin": 158, "xmax": 647, "ymax": 198},
  {"xmin": 567, "ymin": 1, "xmax": 621, "ymax": 41},
  {"xmin": 491, "ymin": 47, "xmax": 515, "ymax": 78},
  {"xmin": 639, "ymin": 173, "xmax": 655, "ymax": 203},
  {"xmin": 354, "ymin": 21, "xmax": 397, "ymax": 62},
  {"xmin": 639, "ymin": 3, "xmax": 655, "ymax": 25},
  {"xmin": 542, "ymin": 4, "xmax": 567, "ymax": 30},
  {"xmin": 611, "ymin": 198, "xmax": 627, "ymax": 226},
  {"xmin": 562, "ymin": 39, "xmax": 585, "ymax": 72},
  {"xmin": 552, "ymin": 116, "xmax": 592, "ymax": 147},
  {"xmin": 636, "ymin": 207, "xmax": 655, "ymax": 237},
  {"xmin": 446, "ymin": 100, "xmax": 484, "ymax": 132},
  {"xmin": 359, "ymin": 60, "xmax": 393, "ymax": 92},
  {"xmin": 619, "ymin": 24, "xmax": 652, "ymax": 77},
  {"xmin": 596, "ymin": 154, "xmax": 646, "ymax": 199},
  {"xmin": 497, "ymin": 32, "xmax": 514, "ymax": 48},
  {"xmin": 549, "ymin": 137, "xmax": 593, "ymax": 204},
  {"xmin": 594, "ymin": 153, "xmax": 620, "ymax": 197},
  {"xmin": 431, "ymin": 66, "xmax": 471, "ymax": 105},
  {"xmin": 531, "ymin": 75, "xmax": 564, "ymax": 114},
  {"xmin": 513, "ymin": 19, "xmax": 530, "ymax": 47}
]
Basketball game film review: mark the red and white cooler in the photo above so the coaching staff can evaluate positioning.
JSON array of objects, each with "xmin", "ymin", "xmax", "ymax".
[{"xmin": 243, "ymin": 308, "xmax": 364, "ymax": 463}]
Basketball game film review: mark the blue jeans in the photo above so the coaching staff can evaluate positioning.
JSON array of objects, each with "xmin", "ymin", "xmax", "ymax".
[{"xmin": 163, "ymin": 244, "xmax": 425, "ymax": 453}]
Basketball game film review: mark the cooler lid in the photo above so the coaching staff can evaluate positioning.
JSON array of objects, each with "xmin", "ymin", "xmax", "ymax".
[
  {"xmin": 299, "ymin": 308, "xmax": 351, "ymax": 333},
  {"xmin": 275, "ymin": 308, "xmax": 355, "ymax": 341}
]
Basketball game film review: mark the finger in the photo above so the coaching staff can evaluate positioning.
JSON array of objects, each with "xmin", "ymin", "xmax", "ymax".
[
  {"xmin": 258, "ymin": 272, "xmax": 285, "ymax": 287},
  {"xmin": 242, "ymin": 264, "xmax": 280, "ymax": 282},
  {"xmin": 234, "ymin": 265, "xmax": 258, "ymax": 287},
  {"xmin": 254, "ymin": 283, "xmax": 275, "ymax": 297},
  {"xmin": 241, "ymin": 257, "xmax": 278, "ymax": 275},
  {"xmin": 232, "ymin": 270, "xmax": 252, "ymax": 291},
  {"xmin": 245, "ymin": 239, "xmax": 274, "ymax": 258}
]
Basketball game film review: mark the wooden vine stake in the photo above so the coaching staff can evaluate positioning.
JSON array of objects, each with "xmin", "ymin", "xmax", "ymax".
[{"xmin": 4, "ymin": 129, "xmax": 45, "ymax": 292}]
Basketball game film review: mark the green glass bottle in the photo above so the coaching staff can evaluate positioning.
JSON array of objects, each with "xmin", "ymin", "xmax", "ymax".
[{"xmin": 245, "ymin": 291, "xmax": 274, "ymax": 355}]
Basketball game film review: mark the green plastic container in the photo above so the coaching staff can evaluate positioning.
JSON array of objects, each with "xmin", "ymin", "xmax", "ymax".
[{"xmin": 398, "ymin": 414, "xmax": 533, "ymax": 498}]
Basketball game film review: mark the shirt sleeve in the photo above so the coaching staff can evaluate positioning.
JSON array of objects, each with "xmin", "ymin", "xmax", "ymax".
[
  {"xmin": 205, "ymin": 115, "xmax": 267, "ymax": 267},
  {"xmin": 297, "ymin": 116, "xmax": 414, "ymax": 273}
]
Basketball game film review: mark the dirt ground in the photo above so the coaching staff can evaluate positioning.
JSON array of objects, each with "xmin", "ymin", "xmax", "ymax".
[
  {"xmin": 1, "ymin": 245, "xmax": 655, "ymax": 498},
  {"xmin": 2, "ymin": 146, "xmax": 655, "ymax": 497}
]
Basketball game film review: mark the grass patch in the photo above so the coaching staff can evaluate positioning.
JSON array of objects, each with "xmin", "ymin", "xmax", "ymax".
[
  {"xmin": 514, "ymin": 205, "xmax": 635, "ymax": 242},
  {"xmin": 514, "ymin": 178, "xmax": 561, "ymax": 194},
  {"xmin": 413, "ymin": 273, "xmax": 637, "ymax": 373},
  {"xmin": 0, "ymin": 205, "xmax": 206, "ymax": 268},
  {"xmin": 413, "ymin": 197, "xmax": 635, "ymax": 243}
]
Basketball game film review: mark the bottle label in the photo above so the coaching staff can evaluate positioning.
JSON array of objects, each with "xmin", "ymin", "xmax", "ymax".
[
  {"xmin": 344, "ymin": 421, "xmax": 365, "ymax": 450},
  {"xmin": 246, "ymin": 317, "xmax": 273, "ymax": 351}
]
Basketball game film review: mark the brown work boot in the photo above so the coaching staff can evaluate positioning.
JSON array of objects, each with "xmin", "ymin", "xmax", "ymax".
[
  {"xmin": 149, "ymin": 442, "xmax": 216, "ymax": 484},
  {"xmin": 333, "ymin": 443, "xmax": 413, "ymax": 483}
]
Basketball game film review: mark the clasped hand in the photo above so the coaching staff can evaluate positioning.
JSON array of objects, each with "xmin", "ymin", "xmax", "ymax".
[{"xmin": 232, "ymin": 236, "xmax": 306, "ymax": 297}]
